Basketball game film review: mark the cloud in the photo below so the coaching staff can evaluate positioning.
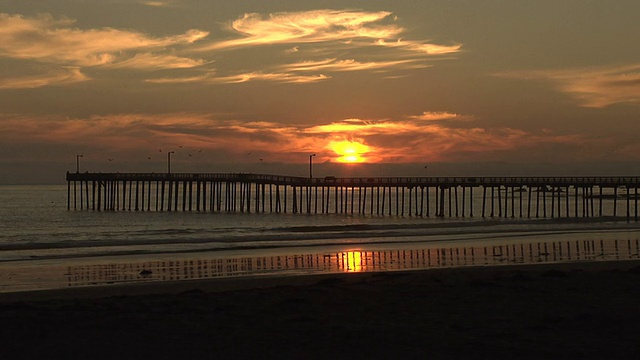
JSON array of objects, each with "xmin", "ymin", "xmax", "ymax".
[
  {"xmin": 199, "ymin": 8, "xmax": 463, "ymax": 59},
  {"xmin": 0, "ymin": 67, "xmax": 88, "ymax": 89},
  {"xmin": 0, "ymin": 111, "xmax": 590, "ymax": 164},
  {"xmin": 145, "ymin": 73, "xmax": 217, "ymax": 84},
  {"xmin": 201, "ymin": 10, "xmax": 402, "ymax": 50},
  {"xmin": 302, "ymin": 115, "xmax": 588, "ymax": 162},
  {"xmin": 496, "ymin": 64, "xmax": 640, "ymax": 108},
  {"xmin": 305, "ymin": 113, "xmax": 469, "ymax": 136},
  {"xmin": 306, "ymin": 119, "xmax": 417, "ymax": 135},
  {"xmin": 0, "ymin": 14, "xmax": 208, "ymax": 66},
  {"xmin": 200, "ymin": 9, "xmax": 462, "ymax": 59},
  {"xmin": 140, "ymin": 1, "xmax": 176, "ymax": 7},
  {"xmin": 214, "ymin": 72, "xmax": 330, "ymax": 84},
  {"xmin": 410, "ymin": 112, "xmax": 466, "ymax": 121},
  {"xmin": 376, "ymin": 39, "xmax": 462, "ymax": 55},
  {"xmin": 104, "ymin": 53, "xmax": 207, "ymax": 70},
  {"xmin": 155, "ymin": 9, "xmax": 463, "ymax": 85},
  {"xmin": 148, "ymin": 58, "xmax": 426, "ymax": 85},
  {"xmin": 280, "ymin": 58, "xmax": 429, "ymax": 73},
  {"xmin": 147, "ymin": 71, "xmax": 330, "ymax": 84},
  {"xmin": 0, "ymin": 10, "xmax": 461, "ymax": 86}
]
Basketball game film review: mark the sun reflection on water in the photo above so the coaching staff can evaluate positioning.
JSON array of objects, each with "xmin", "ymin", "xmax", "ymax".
[
  {"xmin": 344, "ymin": 250, "xmax": 363, "ymax": 272},
  {"xmin": 63, "ymin": 238, "xmax": 640, "ymax": 290}
]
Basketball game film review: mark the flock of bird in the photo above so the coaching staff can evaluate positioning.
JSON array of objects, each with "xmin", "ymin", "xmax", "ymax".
[{"xmin": 99, "ymin": 147, "xmax": 266, "ymax": 163}]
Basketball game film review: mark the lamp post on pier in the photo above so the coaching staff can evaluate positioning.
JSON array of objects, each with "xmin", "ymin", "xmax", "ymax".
[
  {"xmin": 309, "ymin": 153, "xmax": 316, "ymax": 179},
  {"xmin": 76, "ymin": 154, "xmax": 83, "ymax": 173},
  {"xmin": 167, "ymin": 151, "xmax": 175, "ymax": 174}
]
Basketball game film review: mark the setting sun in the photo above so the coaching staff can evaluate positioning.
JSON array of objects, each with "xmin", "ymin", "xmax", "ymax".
[{"xmin": 328, "ymin": 140, "xmax": 370, "ymax": 163}]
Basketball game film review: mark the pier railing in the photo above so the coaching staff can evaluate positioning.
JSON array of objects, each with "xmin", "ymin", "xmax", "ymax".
[
  {"xmin": 66, "ymin": 172, "xmax": 640, "ymax": 221},
  {"xmin": 67, "ymin": 172, "xmax": 640, "ymax": 186}
]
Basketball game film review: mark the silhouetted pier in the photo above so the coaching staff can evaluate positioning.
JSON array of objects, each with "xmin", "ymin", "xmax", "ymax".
[{"xmin": 66, "ymin": 172, "xmax": 640, "ymax": 221}]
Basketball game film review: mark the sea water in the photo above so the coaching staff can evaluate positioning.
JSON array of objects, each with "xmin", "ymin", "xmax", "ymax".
[{"xmin": 1, "ymin": 185, "xmax": 639, "ymax": 292}]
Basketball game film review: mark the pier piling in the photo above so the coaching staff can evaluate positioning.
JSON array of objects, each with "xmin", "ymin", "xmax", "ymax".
[{"xmin": 65, "ymin": 173, "xmax": 640, "ymax": 221}]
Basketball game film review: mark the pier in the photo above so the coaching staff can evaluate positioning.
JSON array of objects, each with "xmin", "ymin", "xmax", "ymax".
[{"xmin": 66, "ymin": 172, "xmax": 640, "ymax": 221}]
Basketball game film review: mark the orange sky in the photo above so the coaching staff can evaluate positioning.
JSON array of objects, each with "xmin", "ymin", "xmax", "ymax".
[{"xmin": 0, "ymin": 1, "xmax": 639, "ymax": 183}]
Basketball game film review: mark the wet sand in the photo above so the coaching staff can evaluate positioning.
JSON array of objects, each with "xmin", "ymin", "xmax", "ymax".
[{"xmin": 1, "ymin": 260, "xmax": 639, "ymax": 359}]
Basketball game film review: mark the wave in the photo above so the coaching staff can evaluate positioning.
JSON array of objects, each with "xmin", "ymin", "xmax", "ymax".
[{"xmin": 1, "ymin": 218, "xmax": 639, "ymax": 262}]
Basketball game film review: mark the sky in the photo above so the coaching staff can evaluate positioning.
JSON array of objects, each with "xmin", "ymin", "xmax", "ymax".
[{"xmin": 1, "ymin": 0, "xmax": 639, "ymax": 184}]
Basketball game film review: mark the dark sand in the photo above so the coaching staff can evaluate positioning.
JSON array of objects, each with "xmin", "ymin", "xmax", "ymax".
[{"xmin": 1, "ymin": 260, "xmax": 639, "ymax": 359}]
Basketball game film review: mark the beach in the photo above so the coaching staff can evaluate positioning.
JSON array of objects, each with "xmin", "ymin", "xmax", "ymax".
[
  {"xmin": 2, "ymin": 186, "xmax": 640, "ymax": 358},
  {"xmin": 1, "ymin": 260, "xmax": 638, "ymax": 359}
]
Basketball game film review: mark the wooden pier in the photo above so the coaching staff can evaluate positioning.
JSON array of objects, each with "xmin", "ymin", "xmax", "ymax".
[{"xmin": 66, "ymin": 172, "xmax": 640, "ymax": 221}]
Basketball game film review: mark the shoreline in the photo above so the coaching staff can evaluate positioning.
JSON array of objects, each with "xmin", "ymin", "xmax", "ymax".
[
  {"xmin": 1, "ymin": 258, "xmax": 638, "ymax": 302},
  {"xmin": 1, "ymin": 229, "xmax": 638, "ymax": 294},
  {"xmin": 1, "ymin": 259, "xmax": 639, "ymax": 359}
]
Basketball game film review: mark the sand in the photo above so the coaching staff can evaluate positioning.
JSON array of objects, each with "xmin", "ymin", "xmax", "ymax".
[{"xmin": 1, "ymin": 260, "xmax": 639, "ymax": 359}]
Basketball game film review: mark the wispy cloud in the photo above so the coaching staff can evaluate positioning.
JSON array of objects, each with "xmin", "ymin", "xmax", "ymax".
[
  {"xmin": 0, "ymin": 10, "xmax": 462, "ymax": 87},
  {"xmin": 147, "ymin": 58, "xmax": 425, "ymax": 84},
  {"xmin": 140, "ymin": 1, "xmax": 176, "ymax": 7},
  {"xmin": 302, "ymin": 115, "xmax": 587, "ymax": 162},
  {"xmin": 104, "ymin": 53, "xmax": 207, "ymax": 70},
  {"xmin": 496, "ymin": 64, "xmax": 640, "ymax": 108},
  {"xmin": 375, "ymin": 39, "xmax": 462, "ymax": 55},
  {"xmin": 0, "ymin": 14, "xmax": 208, "ymax": 66},
  {"xmin": 0, "ymin": 67, "xmax": 88, "ymax": 89},
  {"xmin": 0, "ymin": 111, "xmax": 588, "ymax": 163},
  {"xmin": 211, "ymin": 72, "xmax": 330, "ymax": 84},
  {"xmin": 147, "ymin": 71, "xmax": 329, "ymax": 84},
  {"xmin": 306, "ymin": 119, "xmax": 418, "ymax": 136},
  {"xmin": 280, "ymin": 58, "xmax": 428, "ymax": 73},
  {"xmin": 203, "ymin": 9, "xmax": 462, "ymax": 59},
  {"xmin": 410, "ymin": 112, "xmax": 466, "ymax": 121},
  {"xmin": 200, "ymin": 10, "xmax": 403, "ymax": 51},
  {"xmin": 172, "ymin": 9, "xmax": 462, "ymax": 84},
  {"xmin": 0, "ymin": 13, "xmax": 208, "ymax": 87}
]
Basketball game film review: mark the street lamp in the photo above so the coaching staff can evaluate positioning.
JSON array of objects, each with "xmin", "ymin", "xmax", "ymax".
[
  {"xmin": 76, "ymin": 154, "xmax": 83, "ymax": 173},
  {"xmin": 309, "ymin": 153, "xmax": 316, "ymax": 179},
  {"xmin": 167, "ymin": 151, "xmax": 175, "ymax": 174}
]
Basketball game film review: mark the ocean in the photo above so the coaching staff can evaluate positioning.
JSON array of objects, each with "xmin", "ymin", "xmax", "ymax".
[{"xmin": 1, "ymin": 184, "xmax": 639, "ymax": 292}]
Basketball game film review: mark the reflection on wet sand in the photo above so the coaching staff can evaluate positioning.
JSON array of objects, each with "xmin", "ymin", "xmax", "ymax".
[{"xmin": 66, "ymin": 238, "xmax": 639, "ymax": 288}]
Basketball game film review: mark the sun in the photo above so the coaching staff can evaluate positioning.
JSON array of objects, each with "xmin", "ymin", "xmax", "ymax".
[{"xmin": 328, "ymin": 140, "xmax": 370, "ymax": 163}]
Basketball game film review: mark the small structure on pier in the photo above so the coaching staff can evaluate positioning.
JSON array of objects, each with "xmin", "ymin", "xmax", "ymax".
[{"xmin": 66, "ymin": 172, "xmax": 640, "ymax": 221}]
